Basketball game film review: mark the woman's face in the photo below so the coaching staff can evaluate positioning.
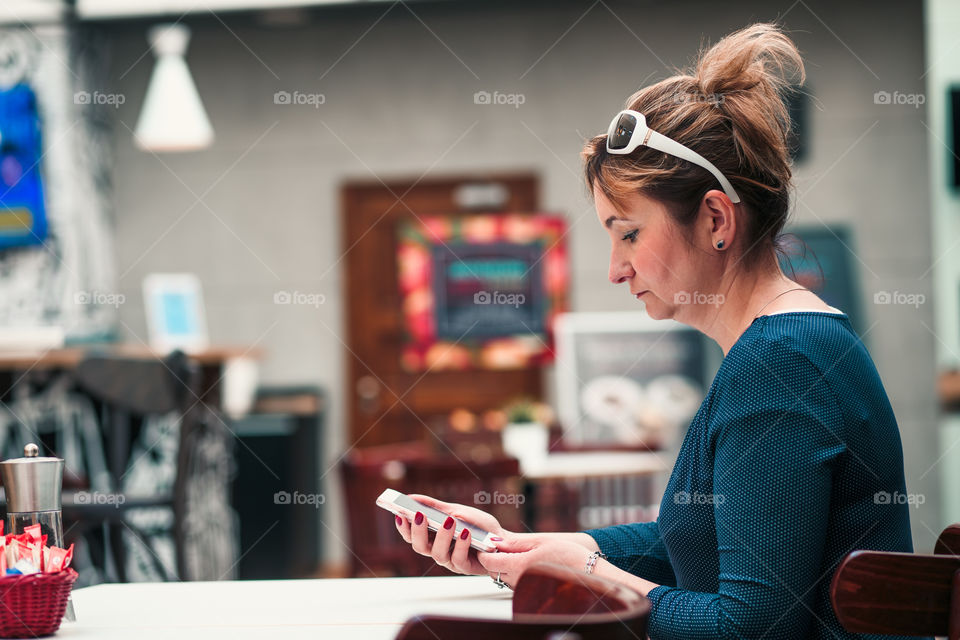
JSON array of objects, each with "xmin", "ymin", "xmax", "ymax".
[{"xmin": 595, "ymin": 186, "xmax": 708, "ymax": 322}]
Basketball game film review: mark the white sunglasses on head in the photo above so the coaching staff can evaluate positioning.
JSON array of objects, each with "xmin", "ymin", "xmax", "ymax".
[{"xmin": 605, "ymin": 109, "xmax": 741, "ymax": 204}]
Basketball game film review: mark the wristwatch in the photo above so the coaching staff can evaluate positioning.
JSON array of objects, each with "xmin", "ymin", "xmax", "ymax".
[{"xmin": 585, "ymin": 550, "xmax": 607, "ymax": 575}]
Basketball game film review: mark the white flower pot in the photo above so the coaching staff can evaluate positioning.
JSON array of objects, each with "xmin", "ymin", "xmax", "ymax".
[{"xmin": 501, "ymin": 422, "xmax": 548, "ymax": 473}]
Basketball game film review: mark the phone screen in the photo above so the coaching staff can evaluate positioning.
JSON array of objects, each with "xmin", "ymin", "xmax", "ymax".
[{"xmin": 390, "ymin": 493, "xmax": 492, "ymax": 541}]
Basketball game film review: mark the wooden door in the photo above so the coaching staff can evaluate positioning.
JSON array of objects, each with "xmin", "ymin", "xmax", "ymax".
[{"xmin": 341, "ymin": 174, "xmax": 543, "ymax": 448}]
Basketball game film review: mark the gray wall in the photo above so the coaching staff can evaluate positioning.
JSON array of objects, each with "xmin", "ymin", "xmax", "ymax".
[
  {"xmin": 98, "ymin": 0, "xmax": 939, "ymax": 562},
  {"xmin": 926, "ymin": 0, "xmax": 960, "ymax": 529}
]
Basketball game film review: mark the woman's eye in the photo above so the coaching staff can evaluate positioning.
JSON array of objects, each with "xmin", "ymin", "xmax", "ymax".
[{"xmin": 621, "ymin": 229, "xmax": 639, "ymax": 243}]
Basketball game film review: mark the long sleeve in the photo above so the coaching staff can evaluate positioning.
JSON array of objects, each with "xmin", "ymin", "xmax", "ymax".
[
  {"xmin": 583, "ymin": 520, "xmax": 677, "ymax": 587},
  {"xmin": 582, "ymin": 314, "xmax": 921, "ymax": 639},
  {"xmin": 646, "ymin": 342, "xmax": 845, "ymax": 639}
]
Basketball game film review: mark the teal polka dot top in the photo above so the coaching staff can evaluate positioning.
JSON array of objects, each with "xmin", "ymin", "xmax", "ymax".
[{"xmin": 586, "ymin": 312, "xmax": 925, "ymax": 640}]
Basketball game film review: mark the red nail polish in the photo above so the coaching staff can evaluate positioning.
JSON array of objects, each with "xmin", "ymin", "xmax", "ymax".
[
  {"xmin": 491, "ymin": 536, "xmax": 503, "ymax": 541},
  {"xmin": 460, "ymin": 527, "xmax": 470, "ymax": 540},
  {"xmin": 396, "ymin": 515, "xmax": 402, "ymax": 526},
  {"xmin": 443, "ymin": 516, "xmax": 455, "ymax": 530},
  {"xmin": 414, "ymin": 512, "xmax": 424, "ymax": 526}
]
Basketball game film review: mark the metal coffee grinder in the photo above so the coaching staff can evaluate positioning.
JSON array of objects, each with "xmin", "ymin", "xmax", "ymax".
[
  {"xmin": 1, "ymin": 443, "xmax": 75, "ymax": 620},
  {"xmin": 1, "ymin": 443, "xmax": 64, "ymax": 547}
]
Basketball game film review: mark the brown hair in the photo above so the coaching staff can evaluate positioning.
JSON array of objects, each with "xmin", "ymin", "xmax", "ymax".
[{"xmin": 583, "ymin": 23, "xmax": 805, "ymax": 268}]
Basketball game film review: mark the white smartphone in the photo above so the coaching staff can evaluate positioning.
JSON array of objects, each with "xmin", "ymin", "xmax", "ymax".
[{"xmin": 376, "ymin": 488, "xmax": 499, "ymax": 553}]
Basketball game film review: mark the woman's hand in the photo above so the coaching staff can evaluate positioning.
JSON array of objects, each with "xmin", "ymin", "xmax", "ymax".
[
  {"xmin": 477, "ymin": 535, "xmax": 592, "ymax": 589},
  {"xmin": 394, "ymin": 494, "xmax": 509, "ymax": 576}
]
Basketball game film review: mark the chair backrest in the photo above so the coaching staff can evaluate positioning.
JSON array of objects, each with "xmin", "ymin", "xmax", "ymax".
[
  {"xmin": 73, "ymin": 350, "xmax": 193, "ymax": 415},
  {"xmin": 936, "ymin": 523, "xmax": 960, "ymax": 556},
  {"xmin": 513, "ymin": 562, "xmax": 647, "ymax": 618},
  {"xmin": 395, "ymin": 563, "xmax": 651, "ymax": 640},
  {"xmin": 71, "ymin": 351, "xmax": 238, "ymax": 581},
  {"xmin": 71, "ymin": 350, "xmax": 198, "ymax": 488},
  {"xmin": 830, "ymin": 550, "xmax": 960, "ymax": 639}
]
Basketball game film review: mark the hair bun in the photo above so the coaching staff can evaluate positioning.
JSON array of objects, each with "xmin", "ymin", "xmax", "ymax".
[
  {"xmin": 693, "ymin": 23, "xmax": 805, "ymax": 180},
  {"xmin": 696, "ymin": 23, "xmax": 804, "ymax": 99}
]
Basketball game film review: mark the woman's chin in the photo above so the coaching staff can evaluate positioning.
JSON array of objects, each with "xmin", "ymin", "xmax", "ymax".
[{"xmin": 640, "ymin": 298, "xmax": 674, "ymax": 321}]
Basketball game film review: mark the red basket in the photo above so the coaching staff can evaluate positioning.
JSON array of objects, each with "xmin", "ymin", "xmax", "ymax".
[{"xmin": 0, "ymin": 569, "xmax": 77, "ymax": 638}]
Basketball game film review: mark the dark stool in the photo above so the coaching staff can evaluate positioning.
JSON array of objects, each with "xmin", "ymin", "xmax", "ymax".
[{"xmin": 228, "ymin": 386, "xmax": 324, "ymax": 579}]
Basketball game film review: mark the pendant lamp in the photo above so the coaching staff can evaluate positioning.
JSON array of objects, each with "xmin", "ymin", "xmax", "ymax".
[{"xmin": 134, "ymin": 23, "xmax": 213, "ymax": 152}]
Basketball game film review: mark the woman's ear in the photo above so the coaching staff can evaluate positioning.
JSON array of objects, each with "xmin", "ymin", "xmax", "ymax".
[{"xmin": 702, "ymin": 189, "xmax": 737, "ymax": 251}]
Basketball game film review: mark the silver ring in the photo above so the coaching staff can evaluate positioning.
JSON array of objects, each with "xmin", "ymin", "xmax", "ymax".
[{"xmin": 492, "ymin": 571, "xmax": 508, "ymax": 589}]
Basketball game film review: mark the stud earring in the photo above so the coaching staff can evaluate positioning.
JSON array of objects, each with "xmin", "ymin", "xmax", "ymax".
[{"xmin": 716, "ymin": 240, "xmax": 725, "ymax": 249}]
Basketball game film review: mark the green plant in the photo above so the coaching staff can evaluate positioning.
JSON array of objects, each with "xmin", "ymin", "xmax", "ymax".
[{"xmin": 503, "ymin": 398, "xmax": 554, "ymax": 425}]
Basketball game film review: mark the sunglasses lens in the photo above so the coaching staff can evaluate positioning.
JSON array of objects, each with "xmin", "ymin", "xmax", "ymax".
[{"xmin": 608, "ymin": 113, "xmax": 637, "ymax": 150}]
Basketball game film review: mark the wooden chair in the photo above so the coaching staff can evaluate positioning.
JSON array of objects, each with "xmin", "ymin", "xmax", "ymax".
[
  {"xmin": 936, "ymin": 523, "xmax": 960, "ymax": 557},
  {"xmin": 61, "ymin": 351, "xmax": 238, "ymax": 582},
  {"xmin": 395, "ymin": 562, "xmax": 651, "ymax": 640},
  {"xmin": 339, "ymin": 441, "xmax": 522, "ymax": 577},
  {"xmin": 831, "ymin": 523, "xmax": 960, "ymax": 639}
]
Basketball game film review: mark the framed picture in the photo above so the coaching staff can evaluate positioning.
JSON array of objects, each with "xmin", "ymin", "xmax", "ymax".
[
  {"xmin": 555, "ymin": 311, "xmax": 710, "ymax": 450},
  {"xmin": 778, "ymin": 225, "xmax": 863, "ymax": 334},
  {"xmin": 142, "ymin": 273, "xmax": 209, "ymax": 354},
  {"xmin": 396, "ymin": 213, "xmax": 568, "ymax": 371}
]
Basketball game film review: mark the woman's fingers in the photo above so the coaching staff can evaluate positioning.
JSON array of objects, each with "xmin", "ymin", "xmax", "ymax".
[
  {"xmin": 395, "ymin": 514, "xmax": 411, "ymax": 543},
  {"xmin": 410, "ymin": 511, "xmax": 432, "ymax": 555},
  {"xmin": 449, "ymin": 525, "xmax": 475, "ymax": 571},
  {"xmin": 488, "ymin": 535, "xmax": 534, "ymax": 553},
  {"xmin": 477, "ymin": 549, "xmax": 505, "ymax": 572},
  {"xmin": 477, "ymin": 551, "xmax": 514, "ymax": 588},
  {"xmin": 430, "ymin": 517, "xmax": 458, "ymax": 566}
]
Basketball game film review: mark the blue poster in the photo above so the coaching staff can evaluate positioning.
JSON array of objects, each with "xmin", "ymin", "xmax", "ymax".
[{"xmin": 0, "ymin": 83, "xmax": 47, "ymax": 249}]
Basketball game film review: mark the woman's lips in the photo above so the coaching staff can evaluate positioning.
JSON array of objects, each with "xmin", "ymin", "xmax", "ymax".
[{"xmin": 634, "ymin": 291, "xmax": 647, "ymax": 299}]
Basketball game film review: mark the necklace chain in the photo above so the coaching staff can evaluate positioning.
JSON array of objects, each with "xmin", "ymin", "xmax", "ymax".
[{"xmin": 753, "ymin": 286, "xmax": 808, "ymax": 318}]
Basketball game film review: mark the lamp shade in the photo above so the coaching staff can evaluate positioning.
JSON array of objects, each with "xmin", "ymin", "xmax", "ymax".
[{"xmin": 134, "ymin": 23, "xmax": 213, "ymax": 152}]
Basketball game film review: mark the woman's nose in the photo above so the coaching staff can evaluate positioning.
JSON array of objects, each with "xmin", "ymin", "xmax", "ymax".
[{"xmin": 609, "ymin": 258, "xmax": 634, "ymax": 284}]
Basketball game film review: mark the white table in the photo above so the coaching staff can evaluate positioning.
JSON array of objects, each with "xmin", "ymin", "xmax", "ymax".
[
  {"xmin": 522, "ymin": 451, "xmax": 669, "ymax": 479},
  {"xmin": 58, "ymin": 576, "xmax": 511, "ymax": 639},
  {"xmin": 519, "ymin": 451, "xmax": 669, "ymax": 530}
]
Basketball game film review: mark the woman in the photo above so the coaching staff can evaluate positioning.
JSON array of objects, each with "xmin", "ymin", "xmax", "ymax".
[{"xmin": 395, "ymin": 23, "xmax": 918, "ymax": 639}]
